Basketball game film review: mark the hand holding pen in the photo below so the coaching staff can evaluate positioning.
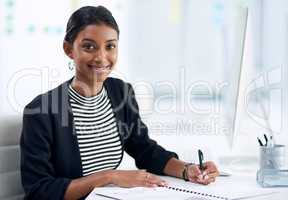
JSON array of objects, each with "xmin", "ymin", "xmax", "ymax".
[{"xmin": 184, "ymin": 150, "xmax": 219, "ymax": 185}]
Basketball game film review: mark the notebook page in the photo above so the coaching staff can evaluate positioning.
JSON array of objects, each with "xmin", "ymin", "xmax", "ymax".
[
  {"xmin": 161, "ymin": 175, "xmax": 276, "ymax": 199},
  {"xmin": 86, "ymin": 186, "xmax": 224, "ymax": 200},
  {"xmin": 86, "ymin": 175, "xmax": 277, "ymax": 200}
]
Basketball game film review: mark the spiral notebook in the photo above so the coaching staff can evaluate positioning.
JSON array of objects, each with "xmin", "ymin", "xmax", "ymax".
[
  {"xmin": 163, "ymin": 185, "xmax": 228, "ymax": 200},
  {"xmin": 86, "ymin": 175, "xmax": 276, "ymax": 200},
  {"xmin": 86, "ymin": 185, "xmax": 228, "ymax": 200}
]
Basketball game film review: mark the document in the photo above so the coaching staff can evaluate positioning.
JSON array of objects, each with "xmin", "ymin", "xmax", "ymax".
[{"xmin": 86, "ymin": 175, "xmax": 277, "ymax": 200}]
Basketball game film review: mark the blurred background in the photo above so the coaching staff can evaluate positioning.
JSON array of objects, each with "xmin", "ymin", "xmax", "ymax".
[{"xmin": 0, "ymin": 0, "xmax": 288, "ymax": 174}]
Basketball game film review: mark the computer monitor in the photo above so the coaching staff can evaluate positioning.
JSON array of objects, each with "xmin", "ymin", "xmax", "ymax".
[{"xmin": 223, "ymin": 6, "xmax": 248, "ymax": 149}]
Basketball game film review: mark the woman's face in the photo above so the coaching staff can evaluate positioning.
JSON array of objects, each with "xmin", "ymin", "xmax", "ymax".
[{"xmin": 65, "ymin": 24, "xmax": 118, "ymax": 83}]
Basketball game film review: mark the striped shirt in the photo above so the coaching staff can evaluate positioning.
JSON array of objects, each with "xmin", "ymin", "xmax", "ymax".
[{"xmin": 68, "ymin": 84, "xmax": 123, "ymax": 176}]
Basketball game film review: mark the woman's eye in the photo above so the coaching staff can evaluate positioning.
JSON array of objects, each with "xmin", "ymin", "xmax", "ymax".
[
  {"xmin": 106, "ymin": 43, "xmax": 116, "ymax": 50},
  {"xmin": 82, "ymin": 44, "xmax": 95, "ymax": 50}
]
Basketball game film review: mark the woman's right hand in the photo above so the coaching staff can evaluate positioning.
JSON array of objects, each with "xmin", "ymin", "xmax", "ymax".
[
  {"xmin": 186, "ymin": 161, "xmax": 219, "ymax": 185},
  {"xmin": 110, "ymin": 170, "xmax": 167, "ymax": 188}
]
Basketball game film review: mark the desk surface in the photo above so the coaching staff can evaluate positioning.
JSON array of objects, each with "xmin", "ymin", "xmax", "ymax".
[{"xmin": 87, "ymin": 173, "xmax": 288, "ymax": 200}]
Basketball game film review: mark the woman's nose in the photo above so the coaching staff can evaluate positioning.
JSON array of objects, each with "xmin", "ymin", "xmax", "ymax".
[{"xmin": 93, "ymin": 49, "xmax": 106, "ymax": 64}]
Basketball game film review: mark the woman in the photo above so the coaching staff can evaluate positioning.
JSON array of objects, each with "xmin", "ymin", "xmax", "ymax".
[{"xmin": 20, "ymin": 6, "xmax": 219, "ymax": 200}]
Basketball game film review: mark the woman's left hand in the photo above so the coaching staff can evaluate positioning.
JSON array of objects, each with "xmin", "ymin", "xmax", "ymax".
[{"xmin": 186, "ymin": 161, "xmax": 219, "ymax": 185}]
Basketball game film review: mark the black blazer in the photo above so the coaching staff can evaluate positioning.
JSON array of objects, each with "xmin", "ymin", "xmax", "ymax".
[{"xmin": 20, "ymin": 77, "xmax": 178, "ymax": 200}]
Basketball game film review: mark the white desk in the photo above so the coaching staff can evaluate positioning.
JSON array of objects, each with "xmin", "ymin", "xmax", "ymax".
[{"xmin": 86, "ymin": 173, "xmax": 288, "ymax": 200}]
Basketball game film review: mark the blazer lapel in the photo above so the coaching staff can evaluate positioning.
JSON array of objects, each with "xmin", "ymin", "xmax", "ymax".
[{"xmin": 59, "ymin": 77, "xmax": 83, "ymax": 178}]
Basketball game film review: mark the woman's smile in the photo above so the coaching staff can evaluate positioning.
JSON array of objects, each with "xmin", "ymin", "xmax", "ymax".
[{"xmin": 87, "ymin": 64, "xmax": 112, "ymax": 73}]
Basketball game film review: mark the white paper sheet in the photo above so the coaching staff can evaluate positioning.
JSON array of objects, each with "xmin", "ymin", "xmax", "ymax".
[
  {"xmin": 86, "ymin": 186, "xmax": 221, "ymax": 200},
  {"xmin": 86, "ymin": 175, "xmax": 277, "ymax": 200}
]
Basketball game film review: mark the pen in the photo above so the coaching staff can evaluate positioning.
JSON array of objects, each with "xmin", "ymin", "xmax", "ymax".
[
  {"xmin": 197, "ymin": 150, "xmax": 231, "ymax": 177},
  {"xmin": 257, "ymin": 137, "xmax": 264, "ymax": 146},
  {"xmin": 198, "ymin": 149, "xmax": 204, "ymax": 171},
  {"xmin": 264, "ymin": 134, "xmax": 268, "ymax": 146},
  {"xmin": 268, "ymin": 135, "xmax": 274, "ymax": 148}
]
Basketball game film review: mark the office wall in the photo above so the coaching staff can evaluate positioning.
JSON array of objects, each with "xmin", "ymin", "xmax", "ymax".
[
  {"xmin": 1, "ymin": 0, "xmax": 287, "ymax": 170},
  {"xmin": 0, "ymin": 0, "xmax": 130, "ymax": 116}
]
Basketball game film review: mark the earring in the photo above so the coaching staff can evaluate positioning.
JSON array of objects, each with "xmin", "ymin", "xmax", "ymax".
[{"xmin": 68, "ymin": 60, "xmax": 75, "ymax": 70}]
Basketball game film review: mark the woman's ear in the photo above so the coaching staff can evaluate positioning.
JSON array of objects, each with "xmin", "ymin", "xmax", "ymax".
[{"xmin": 63, "ymin": 41, "xmax": 74, "ymax": 59}]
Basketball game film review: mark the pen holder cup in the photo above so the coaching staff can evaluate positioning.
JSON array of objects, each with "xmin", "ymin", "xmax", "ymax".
[
  {"xmin": 259, "ymin": 144, "xmax": 286, "ymax": 170},
  {"xmin": 257, "ymin": 145, "xmax": 287, "ymax": 187}
]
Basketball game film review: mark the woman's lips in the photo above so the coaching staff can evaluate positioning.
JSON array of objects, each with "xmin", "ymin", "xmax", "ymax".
[{"xmin": 88, "ymin": 65, "xmax": 111, "ymax": 73}]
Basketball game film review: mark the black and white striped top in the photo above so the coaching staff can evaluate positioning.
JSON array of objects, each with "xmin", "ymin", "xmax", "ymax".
[{"xmin": 68, "ymin": 84, "xmax": 123, "ymax": 176}]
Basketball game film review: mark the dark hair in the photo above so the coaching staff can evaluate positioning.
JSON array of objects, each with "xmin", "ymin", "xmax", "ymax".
[{"xmin": 64, "ymin": 6, "xmax": 119, "ymax": 44}]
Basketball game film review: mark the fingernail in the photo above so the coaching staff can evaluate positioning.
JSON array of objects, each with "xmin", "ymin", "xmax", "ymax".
[{"xmin": 198, "ymin": 175, "xmax": 203, "ymax": 179}]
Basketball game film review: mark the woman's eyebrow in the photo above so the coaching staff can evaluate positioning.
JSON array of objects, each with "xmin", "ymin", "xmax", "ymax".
[
  {"xmin": 82, "ymin": 38, "xmax": 95, "ymax": 43},
  {"xmin": 81, "ymin": 38, "xmax": 117, "ymax": 43},
  {"xmin": 105, "ymin": 39, "xmax": 117, "ymax": 43}
]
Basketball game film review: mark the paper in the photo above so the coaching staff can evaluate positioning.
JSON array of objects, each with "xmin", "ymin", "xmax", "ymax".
[
  {"xmin": 163, "ymin": 175, "xmax": 278, "ymax": 199},
  {"xmin": 86, "ymin": 186, "xmax": 220, "ymax": 200},
  {"xmin": 86, "ymin": 175, "xmax": 277, "ymax": 200}
]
